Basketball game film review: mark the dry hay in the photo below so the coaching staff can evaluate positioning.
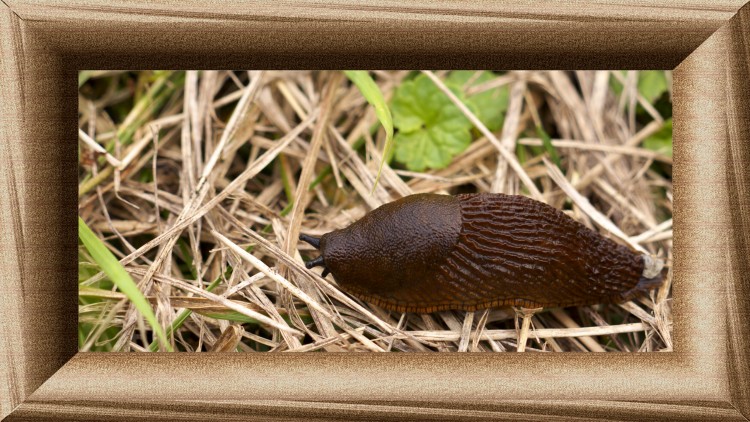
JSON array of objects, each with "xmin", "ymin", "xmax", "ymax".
[{"xmin": 78, "ymin": 70, "xmax": 673, "ymax": 352}]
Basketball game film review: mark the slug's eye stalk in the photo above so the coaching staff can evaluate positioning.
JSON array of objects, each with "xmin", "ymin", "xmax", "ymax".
[
  {"xmin": 303, "ymin": 255, "xmax": 330, "ymax": 278},
  {"xmin": 305, "ymin": 256, "xmax": 325, "ymax": 269},
  {"xmin": 300, "ymin": 235, "xmax": 330, "ymax": 277},
  {"xmin": 299, "ymin": 234, "xmax": 321, "ymax": 250}
]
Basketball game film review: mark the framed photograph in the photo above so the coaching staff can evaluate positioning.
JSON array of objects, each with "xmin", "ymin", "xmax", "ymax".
[{"xmin": 2, "ymin": 1, "xmax": 749, "ymax": 420}]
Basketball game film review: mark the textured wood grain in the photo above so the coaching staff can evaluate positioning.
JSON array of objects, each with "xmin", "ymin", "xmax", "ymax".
[
  {"xmin": 720, "ymin": 4, "xmax": 750, "ymax": 418},
  {"xmin": 1, "ymin": 0, "xmax": 750, "ymax": 420},
  {"xmin": 4, "ymin": 354, "xmax": 745, "ymax": 421},
  {"xmin": 0, "ymin": 1, "xmax": 79, "ymax": 419},
  {"xmin": 0, "ymin": 4, "xmax": 29, "ymax": 418},
  {"xmin": 7, "ymin": 398, "xmax": 749, "ymax": 421},
  {"xmin": 3, "ymin": 0, "xmax": 746, "ymax": 69},
  {"xmin": 673, "ymin": 2, "xmax": 750, "ymax": 417}
]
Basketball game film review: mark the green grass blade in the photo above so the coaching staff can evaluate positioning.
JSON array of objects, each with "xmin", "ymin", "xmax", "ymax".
[
  {"xmin": 148, "ymin": 273, "xmax": 225, "ymax": 352},
  {"xmin": 344, "ymin": 71, "xmax": 394, "ymax": 192},
  {"xmin": 535, "ymin": 125, "xmax": 562, "ymax": 169},
  {"xmin": 78, "ymin": 217, "xmax": 173, "ymax": 352}
]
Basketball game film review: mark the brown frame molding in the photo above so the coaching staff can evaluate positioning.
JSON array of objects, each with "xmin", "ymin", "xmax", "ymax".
[{"xmin": 1, "ymin": 1, "xmax": 749, "ymax": 420}]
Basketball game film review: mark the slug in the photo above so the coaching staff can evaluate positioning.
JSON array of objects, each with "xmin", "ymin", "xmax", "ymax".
[{"xmin": 300, "ymin": 193, "xmax": 665, "ymax": 313}]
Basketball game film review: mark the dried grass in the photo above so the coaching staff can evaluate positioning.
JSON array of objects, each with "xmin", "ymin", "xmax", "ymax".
[{"xmin": 78, "ymin": 70, "xmax": 672, "ymax": 352}]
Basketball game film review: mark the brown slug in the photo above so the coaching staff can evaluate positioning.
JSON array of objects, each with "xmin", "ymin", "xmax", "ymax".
[{"xmin": 300, "ymin": 193, "xmax": 665, "ymax": 313}]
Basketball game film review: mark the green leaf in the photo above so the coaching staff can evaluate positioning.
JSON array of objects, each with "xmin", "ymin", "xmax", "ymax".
[
  {"xmin": 344, "ymin": 71, "xmax": 394, "ymax": 190},
  {"xmin": 391, "ymin": 74, "xmax": 474, "ymax": 171},
  {"xmin": 393, "ymin": 124, "xmax": 472, "ymax": 172},
  {"xmin": 638, "ymin": 71, "xmax": 668, "ymax": 103},
  {"xmin": 390, "ymin": 72, "xmax": 509, "ymax": 171},
  {"xmin": 446, "ymin": 71, "xmax": 509, "ymax": 131},
  {"xmin": 78, "ymin": 71, "xmax": 93, "ymax": 88},
  {"xmin": 609, "ymin": 71, "xmax": 627, "ymax": 96},
  {"xmin": 643, "ymin": 118, "xmax": 672, "ymax": 157},
  {"xmin": 609, "ymin": 71, "xmax": 668, "ymax": 103},
  {"xmin": 78, "ymin": 217, "xmax": 173, "ymax": 352}
]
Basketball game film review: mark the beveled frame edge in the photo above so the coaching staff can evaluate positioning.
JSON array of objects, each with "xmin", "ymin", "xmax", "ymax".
[{"xmin": 1, "ymin": 1, "xmax": 748, "ymax": 420}]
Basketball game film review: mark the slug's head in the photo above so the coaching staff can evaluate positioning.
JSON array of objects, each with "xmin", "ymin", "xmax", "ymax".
[
  {"xmin": 298, "ymin": 194, "xmax": 463, "ymax": 297},
  {"xmin": 299, "ymin": 234, "xmax": 330, "ymax": 277}
]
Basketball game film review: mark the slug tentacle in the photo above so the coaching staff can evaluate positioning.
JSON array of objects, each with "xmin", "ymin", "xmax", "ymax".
[
  {"xmin": 300, "ymin": 235, "xmax": 331, "ymax": 276},
  {"xmin": 299, "ymin": 234, "xmax": 321, "ymax": 249},
  {"xmin": 304, "ymin": 255, "xmax": 326, "ymax": 270}
]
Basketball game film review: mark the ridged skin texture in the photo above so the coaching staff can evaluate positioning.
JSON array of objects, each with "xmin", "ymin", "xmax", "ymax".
[{"xmin": 319, "ymin": 193, "xmax": 655, "ymax": 313}]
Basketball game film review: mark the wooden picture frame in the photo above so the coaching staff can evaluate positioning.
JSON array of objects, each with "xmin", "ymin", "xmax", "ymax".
[{"xmin": 2, "ymin": 1, "xmax": 749, "ymax": 420}]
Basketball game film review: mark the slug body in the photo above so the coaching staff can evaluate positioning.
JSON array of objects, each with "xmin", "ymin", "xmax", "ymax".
[{"xmin": 301, "ymin": 193, "xmax": 664, "ymax": 313}]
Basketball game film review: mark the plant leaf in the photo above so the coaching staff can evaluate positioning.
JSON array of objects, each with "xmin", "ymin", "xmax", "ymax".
[
  {"xmin": 78, "ymin": 71, "xmax": 93, "ymax": 88},
  {"xmin": 609, "ymin": 70, "xmax": 627, "ymax": 96},
  {"xmin": 78, "ymin": 217, "xmax": 173, "ymax": 352},
  {"xmin": 447, "ymin": 71, "xmax": 509, "ymax": 131},
  {"xmin": 344, "ymin": 71, "xmax": 394, "ymax": 190},
  {"xmin": 393, "ymin": 124, "xmax": 472, "ymax": 172},
  {"xmin": 638, "ymin": 71, "xmax": 668, "ymax": 104},
  {"xmin": 391, "ymin": 74, "xmax": 474, "ymax": 171},
  {"xmin": 643, "ymin": 118, "xmax": 672, "ymax": 157}
]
